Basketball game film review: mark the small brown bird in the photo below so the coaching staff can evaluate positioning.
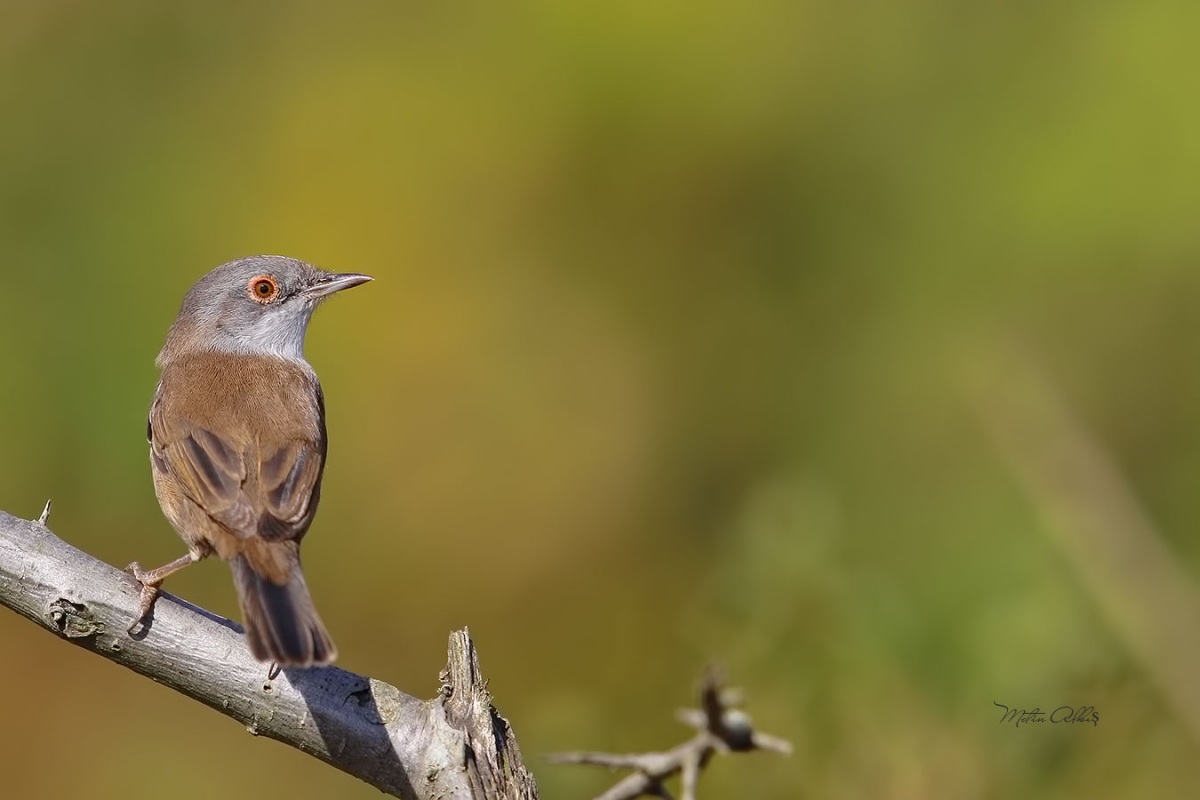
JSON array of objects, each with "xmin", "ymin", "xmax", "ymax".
[{"xmin": 127, "ymin": 256, "xmax": 371, "ymax": 667}]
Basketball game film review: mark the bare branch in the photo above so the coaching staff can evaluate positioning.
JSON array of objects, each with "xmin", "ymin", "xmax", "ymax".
[
  {"xmin": 548, "ymin": 666, "xmax": 791, "ymax": 799},
  {"xmin": 0, "ymin": 508, "xmax": 538, "ymax": 800}
]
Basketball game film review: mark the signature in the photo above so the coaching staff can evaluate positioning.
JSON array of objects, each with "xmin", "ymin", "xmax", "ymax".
[{"xmin": 993, "ymin": 702, "xmax": 1099, "ymax": 727}]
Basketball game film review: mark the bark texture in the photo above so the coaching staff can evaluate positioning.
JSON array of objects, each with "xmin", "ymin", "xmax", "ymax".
[{"xmin": 0, "ymin": 506, "xmax": 538, "ymax": 800}]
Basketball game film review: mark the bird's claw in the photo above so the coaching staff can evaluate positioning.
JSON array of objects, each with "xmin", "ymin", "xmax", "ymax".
[{"xmin": 124, "ymin": 562, "xmax": 161, "ymax": 634}]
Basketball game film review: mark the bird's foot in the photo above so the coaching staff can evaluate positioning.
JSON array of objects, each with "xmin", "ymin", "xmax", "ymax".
[
  {"xmin": 124, "ymin": 561, "xmax": 162, "ymax": 634},
  {"xmin": 122, "ymin": 552, "xmax": 202, "ymax": 634}
]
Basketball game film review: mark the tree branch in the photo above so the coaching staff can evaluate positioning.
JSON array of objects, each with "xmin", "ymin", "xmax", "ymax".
[{"xmin": 0, "ymin": 506, "xmax": 538, "ymax": 800}]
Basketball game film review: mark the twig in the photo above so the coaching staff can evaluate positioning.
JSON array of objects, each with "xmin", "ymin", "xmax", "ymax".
[
  {"xmin": 0, "ymin": 506, "xmax": 538, "ymax": 800},
  {"xmin": 547, "ymin": 666, "xmax": 791, "ymax": 800}
]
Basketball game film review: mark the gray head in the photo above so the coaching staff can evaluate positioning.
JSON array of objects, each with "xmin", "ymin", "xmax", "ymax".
[{"xmin": 158, "ymin": 255, "xmax": 372, "ymax": 365}]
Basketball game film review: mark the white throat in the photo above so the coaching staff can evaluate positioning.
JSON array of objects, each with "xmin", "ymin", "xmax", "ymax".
[{"xmin": 216, "ymin": 306, "xmax": 315, "ymax": 362}]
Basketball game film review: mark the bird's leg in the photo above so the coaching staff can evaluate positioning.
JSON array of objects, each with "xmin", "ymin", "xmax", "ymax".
[{"xmin": 124, "ymin": 552, "xmax": 202, "ymax": 633}]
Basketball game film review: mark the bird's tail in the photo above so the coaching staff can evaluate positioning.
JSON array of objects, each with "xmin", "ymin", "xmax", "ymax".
[{"xmin": 230, "ymin": 548, "xmax": 337, "ymax": 667}]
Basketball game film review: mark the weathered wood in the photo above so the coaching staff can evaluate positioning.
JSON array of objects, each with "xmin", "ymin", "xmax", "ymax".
[{"xmin": 0, "ymin": 506, "xmax": 537, "ymax": 800}]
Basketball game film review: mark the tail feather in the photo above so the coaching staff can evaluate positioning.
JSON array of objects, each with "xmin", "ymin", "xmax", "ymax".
[{"xmin": 231, "ymin": 553, "xmax": 336, "ymax": 667}]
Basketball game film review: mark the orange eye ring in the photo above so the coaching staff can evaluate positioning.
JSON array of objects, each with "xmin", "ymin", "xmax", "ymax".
[{"xmin": 247, "ymin": 275, "xmax": 279, "ymax": 304}]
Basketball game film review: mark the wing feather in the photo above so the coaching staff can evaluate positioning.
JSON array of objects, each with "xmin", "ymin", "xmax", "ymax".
[{"xmin": 148, "ymin": 368, "xmax": 326, "ymax": 545}]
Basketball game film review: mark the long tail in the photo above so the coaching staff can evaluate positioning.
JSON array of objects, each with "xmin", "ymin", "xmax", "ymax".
[{"xmin": 230, "ymin": 550, "xmax": 337, "ymax": 667}]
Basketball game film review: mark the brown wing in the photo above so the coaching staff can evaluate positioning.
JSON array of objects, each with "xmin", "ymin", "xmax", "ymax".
[
  {"xmin": 149, "ymin": 376, "xmax": 326, "ymax": 544},
  {"xmin": 151, "ymin": 398, "xmax": 255, "ymax": 532},
  {"xmin": 256, "ymin": 438, "xmax": 325, "ymax": 540},
  {"xmin": 255, "ymin": 382, "xmax": 327, "ymax": 541}
]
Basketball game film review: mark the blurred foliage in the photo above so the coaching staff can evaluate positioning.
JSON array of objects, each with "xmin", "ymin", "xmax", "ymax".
[{"xmin": 2, "ymin": 2, "xmax": 1199, "ymax": 798}]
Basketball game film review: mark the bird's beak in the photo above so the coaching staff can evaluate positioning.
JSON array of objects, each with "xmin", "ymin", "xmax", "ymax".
[{"xmin": 304, "ymin": 272, "xmax": 374, "ymax": 300}]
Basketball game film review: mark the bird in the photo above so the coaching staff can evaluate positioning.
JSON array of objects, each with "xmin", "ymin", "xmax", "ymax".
[{"xmin": 126, "ymin": 255, "xmax": 372, "ymax": 667}]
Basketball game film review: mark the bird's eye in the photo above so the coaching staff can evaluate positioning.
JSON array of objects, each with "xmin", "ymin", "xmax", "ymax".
[{"xmin": 247, "ymin": 275, "xmax": 279, "ymax": 303}]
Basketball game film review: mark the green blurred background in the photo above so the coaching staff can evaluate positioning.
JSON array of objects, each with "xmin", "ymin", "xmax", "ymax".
[{"xmin": 3, "ymin": 2, "xmax": 1200, "ymax": 797}]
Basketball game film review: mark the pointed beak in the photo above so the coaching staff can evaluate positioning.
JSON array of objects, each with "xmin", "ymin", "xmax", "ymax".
[{"xmin": 303, "ymin": 272, "xmax": 374, "ymax": 300}]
